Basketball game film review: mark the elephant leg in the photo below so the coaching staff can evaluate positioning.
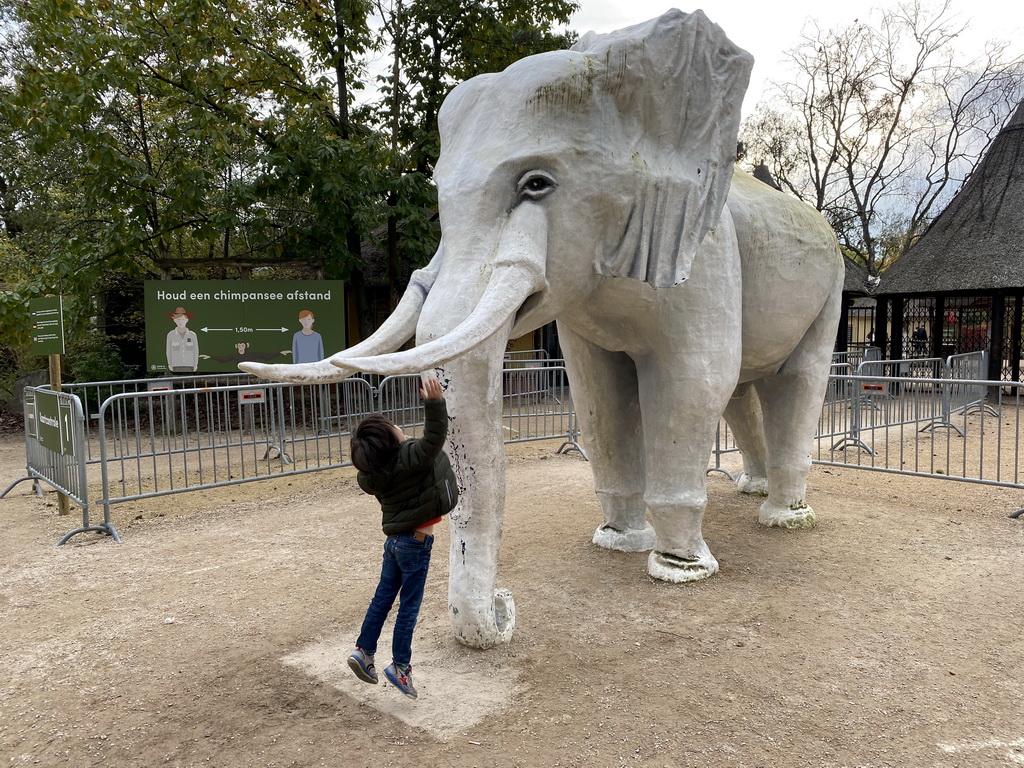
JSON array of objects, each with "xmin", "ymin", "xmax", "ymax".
[
  {"xmin": 753, "ymin": 277, "xmax": 843, "ymax": 529},
  {"xmin": 723, "ymin": 383, "xmax": 769, "ymax": 496},
  {"xmin": 638, "ymin": 351, "xmax": 740, "ymax": 583},
  {"xmin": 627, "ymin": 216, "xmax": 742, "ymax": 582},
  {"xmin": 558, "ymin": 322, "xmax": 655, "ymax": 552}
]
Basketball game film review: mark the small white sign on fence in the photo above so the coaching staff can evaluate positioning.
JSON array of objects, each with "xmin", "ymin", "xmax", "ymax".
[{"xmin": 239, "ymin": 389, "xmax": 266, "ymax": 404}]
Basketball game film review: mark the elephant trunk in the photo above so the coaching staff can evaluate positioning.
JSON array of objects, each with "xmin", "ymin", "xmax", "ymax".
[{"xmin": 438, "ymin": 331, "xmax": 517, "ymax": 647}]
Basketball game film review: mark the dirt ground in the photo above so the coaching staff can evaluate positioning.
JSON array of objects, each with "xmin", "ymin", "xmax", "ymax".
[{"xmin": 2, "ymin": 430, "xmax": 1024, "ymax": 768}]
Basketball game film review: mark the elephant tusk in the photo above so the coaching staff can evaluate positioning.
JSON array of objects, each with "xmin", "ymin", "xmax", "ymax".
[
  {"xmin": 336, "ymin": 260, "xmax": 544, "ymax": 376},
  {"xmin": 238, "ymin": 256, "xmax": 443, "ymax": 384},
  {"xmin": 238, "ymin": 357, "xmax": 355, "ymax": 385},
  {"xmin": 333, "ymin": 210, "xmax": 548, "ymax": 376}
]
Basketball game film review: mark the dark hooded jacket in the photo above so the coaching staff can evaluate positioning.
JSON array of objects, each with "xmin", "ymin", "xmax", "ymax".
[{"xmin": 357, "ymin": 398, "xmax": 459, "ymax": 535}]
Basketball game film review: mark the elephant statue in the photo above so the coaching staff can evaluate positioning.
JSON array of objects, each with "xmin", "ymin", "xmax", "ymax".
[{"xmin": 240, "ymin": 10, "xmax": 844, "ymax": 649}]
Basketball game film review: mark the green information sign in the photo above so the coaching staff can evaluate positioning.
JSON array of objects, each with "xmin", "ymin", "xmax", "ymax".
[
  {"xmin": 30, "ymin": 296, "xmax": 65, "ymax": 356},
  {"xmin": 143, "ymin": 280, "xmax": 346, "ymax": 374},
  {"xmin": 33, "ymin": 390, "xmax": 76, "ymax": 457}
]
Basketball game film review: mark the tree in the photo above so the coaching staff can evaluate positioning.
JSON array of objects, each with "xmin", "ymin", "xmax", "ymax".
[
  {"xmin": 0, "ymin": 0, "xmax": 389, "ymax": 360},
  {"xmin": 342, "ymin": 0, "xmax": 578, "ymax": 324},
  {"xmin": 3, "ymin": 0, "xmax": 386, "ymax": 274},
  {"xmin": 739, "ymin": 0, "xmax": 1024, "ymax": 275},
  {"xmin": 1, "ymin": 15, "xmax": 96, "ymax": 350}
]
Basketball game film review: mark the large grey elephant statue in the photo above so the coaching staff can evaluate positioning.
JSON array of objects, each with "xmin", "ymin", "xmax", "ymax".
[{"xmin": 241, "ymin": 10, "xmax": 843, "ymax": 649}]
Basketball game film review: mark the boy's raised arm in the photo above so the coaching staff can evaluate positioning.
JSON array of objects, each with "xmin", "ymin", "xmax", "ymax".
[{"xmin": 402, "ymin": 377, "xmax": 448, "ymax": 467}]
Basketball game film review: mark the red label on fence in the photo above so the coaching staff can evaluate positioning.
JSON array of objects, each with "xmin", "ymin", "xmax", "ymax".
[{"xmin": 861, "ymin": 383, "xmax": 886, "ymax": 392}]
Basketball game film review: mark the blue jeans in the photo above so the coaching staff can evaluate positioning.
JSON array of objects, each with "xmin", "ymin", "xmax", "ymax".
[{"xmin": 356, "ymin": 532, "xmax": 433, "ymax": 667}]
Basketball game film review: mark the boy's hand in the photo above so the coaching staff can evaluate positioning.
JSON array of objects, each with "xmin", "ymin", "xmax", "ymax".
[{"xmin": 420, "ymin": 377, "xmax": 443, "ymax": 401}]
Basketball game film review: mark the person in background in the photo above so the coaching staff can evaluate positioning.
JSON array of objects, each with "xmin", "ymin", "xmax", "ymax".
[{"xmin": 913, "ymin": 325, "xmax": 928, "ymax": 356}]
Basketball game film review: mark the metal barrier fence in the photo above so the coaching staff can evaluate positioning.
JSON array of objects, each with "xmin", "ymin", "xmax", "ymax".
[
  {"xmin": 95, "ymin": 381, "xmax": 353, "ymax": 517},
  {"xmin": 39, "ymin": 372, "xmax": 258, "ymax": 463},
  {"xmin": 706, "ymin": 418, "xmax": 740, "ymax": 481},
  {"xmin": 1, "ymin": 389, "xmax": 119, "ymax": 545},
  {"xmin": 708, "ymin": 350, "xmax": 893, "ymax": 479},
  {"xmin": 815, "ymin": 374, "xmax": 1022, "ymax": 488},
  {"xmin": 704, "ymin": 352, "xmax": 999, "ymax": 483},
  {"xmin": 709, "ymin": 351, "xmax": 1012, "ymax": 487},
  {"xmin": 502, "ymin": 366, "xmax": 580, "ymax": 451},
  {"xmin": 829, "ymin": 351, "xmax": 992, "ymax": 449},
  {"xmin": 503, "ymin": 349, "xmax": 549, "ymax": 368},
  {"xmin": 830, "ymin": 346, "xmax": 880, "ymax": 371},
  {"xmin": 9, "ymin": 350, "xmax": 1024, "ymax": 545},
  {"xmin": 5, "ymin": 366, "xmax": 579, "ymax": 545}
]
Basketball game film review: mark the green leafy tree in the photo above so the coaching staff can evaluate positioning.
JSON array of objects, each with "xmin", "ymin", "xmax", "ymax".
[
  {"xmin": 4, "ymin": 0, "xmax": 383, "ymax": 272},
  {"xmin": 1, "ymin": 18, "xmax": 95, "ymax": 357},
  {"xmin": 371, "ymin": 0, "xmax": 577, "ymax": 176},
  {"xmin": 1, "ymin": 0, "xmax": 385, "ymax": 351}
]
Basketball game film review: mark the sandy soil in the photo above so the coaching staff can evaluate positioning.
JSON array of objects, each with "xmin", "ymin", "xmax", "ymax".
[{"xmin": 2, "ymin": 432, "xmax": 1024, "ymax": 768}]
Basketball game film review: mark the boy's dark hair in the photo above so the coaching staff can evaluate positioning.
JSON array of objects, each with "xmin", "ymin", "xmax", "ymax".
[{"xmin": 351, "ymin": 414, "xmax": 401, "ymax": 473}]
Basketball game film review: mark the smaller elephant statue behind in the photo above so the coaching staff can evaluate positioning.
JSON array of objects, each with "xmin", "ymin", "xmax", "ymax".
[{"xmin": 242, "ymin": 9, "xmax": 844, "ymax": 649}]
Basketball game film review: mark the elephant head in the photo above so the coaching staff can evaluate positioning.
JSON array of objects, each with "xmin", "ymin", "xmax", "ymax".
[{"xmin": 241, "ymin": 10, "xmax": 755, "ymax": 648}]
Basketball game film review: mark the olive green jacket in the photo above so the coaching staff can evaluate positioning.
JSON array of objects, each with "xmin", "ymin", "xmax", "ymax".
[{"xmin": 357, "ymin": 399, "xmax": 459, "ymax": 535}]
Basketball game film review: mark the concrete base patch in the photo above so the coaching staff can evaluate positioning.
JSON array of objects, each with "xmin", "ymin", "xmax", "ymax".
[{"xmin": 282, "ymin": 631, "xmax": 521, "ymax": 741}]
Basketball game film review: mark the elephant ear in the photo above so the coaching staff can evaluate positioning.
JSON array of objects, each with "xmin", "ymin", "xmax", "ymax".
[{"xmin": 573, "ymin": 10, "xmax": 753, "ymax": 288}]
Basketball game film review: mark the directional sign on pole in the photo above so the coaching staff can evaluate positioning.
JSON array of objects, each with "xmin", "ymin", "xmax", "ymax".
[{"xmin": 30, "ymin": 296, "xmax": 65, "ymax": 356}]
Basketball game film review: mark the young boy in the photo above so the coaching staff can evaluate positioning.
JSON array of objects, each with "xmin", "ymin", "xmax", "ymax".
[{"xmin": 346, "ymin": 377, "xmax": 458, "ymax": 699}]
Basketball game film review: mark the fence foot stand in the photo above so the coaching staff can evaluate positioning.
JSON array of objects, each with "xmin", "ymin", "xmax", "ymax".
[
  {"xmin": 1008, "ymin": 508, "xmax": 1024, "ymax": 519},
  {"xmin": 706, "ymin": 467, "xmax": 737, "ymax": 481},
  {"xmin": 920, "ymin": 421, "xmax": 966, "ymax": 438},
  {"xmin": 964, "ymin": 404, "xmax": 999, "ymax": 418},
  {"xmin": 56, "ymin": 522, "xmax": 122, "ymax": 547},
  {"xmin": 262, "ymin": 444, "xmax": 293, "ymax": 464},
  {"xmin": 0, "ymin": 475, "xmax": 41, "ymax": 499},
  {"xmin": 831, "ymin": 436, "xmax": 875, "ymax": 455},
  {"xmin": 556, "ymin": 440, "xmax": 588, "ymax": 460}
]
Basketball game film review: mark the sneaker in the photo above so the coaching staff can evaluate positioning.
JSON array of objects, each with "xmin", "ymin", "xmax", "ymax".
[
  {"xmin": 384, "ymin": 662, "xmax": 417, "ymax": 699},
  {"xmin": 347, "ymin": 648, "xmax": 377, "ymax": 684}
]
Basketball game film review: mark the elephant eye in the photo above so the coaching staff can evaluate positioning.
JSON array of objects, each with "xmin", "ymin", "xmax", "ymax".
[{"xmin": 517, "ymin": 171, "xmax": 557, "ymax": 201}]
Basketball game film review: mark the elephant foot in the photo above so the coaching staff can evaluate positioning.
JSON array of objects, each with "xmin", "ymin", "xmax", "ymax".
[
  {"xmin": 592, "ymin": 523, "xmax": 656, "ymax": 552},
  {"xmin": 759, "ymin": 501, "xmax": 817, "ymax": 529},
  {"xmin": 450, "ymin": 589, "xmax": 516, "ymax": 649},
  {"xmin": 647, "ymin": 542, "xmax": 719, "ymax": 583},
  {"xmin": 736, "ymin": 472, "xmax": 769, "ymax": 497}
]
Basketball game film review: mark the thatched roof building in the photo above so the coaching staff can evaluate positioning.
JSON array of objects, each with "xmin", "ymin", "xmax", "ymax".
[
  {"xmin": 880, "ymin": 100, "xmax": 1024, "ymax": 295},
  {"xmin": 869, "ymin": 99, "xmax": 1024, "ymax": 380}
]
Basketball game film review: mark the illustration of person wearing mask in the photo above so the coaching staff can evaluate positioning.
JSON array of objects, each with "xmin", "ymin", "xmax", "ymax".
[
  {"xmin": 291, "ymin": 309, "xmax": 325, "ymax": 363},
  {"xmin": 166, "ymin": 307, "xmax": 200, "ymax": 372}
]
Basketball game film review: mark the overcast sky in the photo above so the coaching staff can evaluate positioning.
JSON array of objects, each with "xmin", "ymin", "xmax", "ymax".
[{"xmin": 568, "ymin": 1, "xmax": 1024, "ymax": 114}]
